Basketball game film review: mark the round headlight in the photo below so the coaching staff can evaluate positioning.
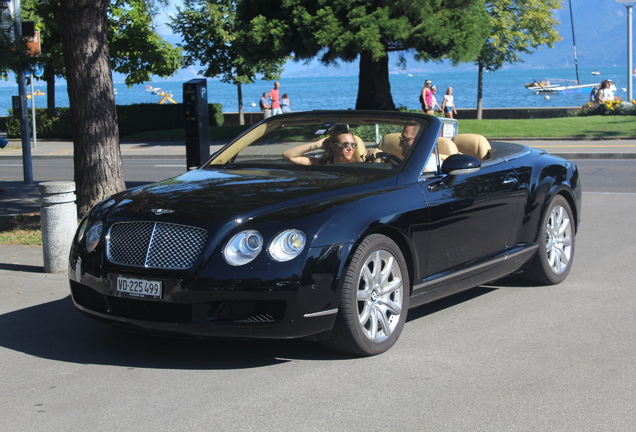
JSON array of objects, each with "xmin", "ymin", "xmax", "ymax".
[
  {"xmin": 85, "ymin": 221, "xmax": 103, "ymax": 253},
  {"xmin": 223, "ymin": 230, "xmax": 263, "ymax": 266},
  {"xmin": 269, "ymin": 230, "xmax": 306, "ymax": 262},
  {"xmin": 76, "ymin": 216, "xmax": 89, "ymax": 243}
]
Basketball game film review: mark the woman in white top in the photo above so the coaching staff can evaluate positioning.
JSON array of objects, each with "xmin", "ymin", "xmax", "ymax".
[
  {"xmin": 442, "ymin": 87, "xmax": 457, "ymax": 119},
  {"xmin": 597, "ymin": 80, "xmax": 614, "ymax": 103}
]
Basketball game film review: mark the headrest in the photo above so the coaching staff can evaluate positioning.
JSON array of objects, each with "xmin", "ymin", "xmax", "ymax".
[
  {"xmin": 451, "ymin": 134, "xmax": 491, "ymax": 160},
  {"xmin": 352, "ymin": 135, "xmax": 366, "ymax": 162},
  {"xmin": 437, "ymin": 137, "xmax": 458, "ymax": 157},
  {"xmin": 378, "ymin": 133, "xmax": 402, "ymax": 158}
]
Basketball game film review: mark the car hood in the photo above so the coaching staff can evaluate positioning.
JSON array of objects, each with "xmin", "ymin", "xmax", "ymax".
[{"xmin": 106, "ymin": 167, "xmax": 393, "ymax": 224}]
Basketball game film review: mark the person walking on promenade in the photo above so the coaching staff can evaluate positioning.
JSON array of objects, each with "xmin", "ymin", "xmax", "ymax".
[
  {"xmin": 431, "ymin": 85, "xmax": 442, "ymax": 113},
  {"xmin": 281, "ymin": 93, "xmax": 291, "ymax": 112},
  {"xmin": 442, "ymin": 87, "xmax": 457, "ymax": 119},
  {"xmin": 260, "ymin": 92, "xmax": 272, "ymax": 118},
  {"xmin": 269, "ymin": 81, "xmax": 282, "ymax": 115},
  {"xmin": 420, "ymin": 79, "xmax": 434, "ymax": 114}
]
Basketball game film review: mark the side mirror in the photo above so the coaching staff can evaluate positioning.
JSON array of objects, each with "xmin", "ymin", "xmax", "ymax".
[{"xmin": 441, "ymin": 154, "xmax": 481, "ymax": 176}]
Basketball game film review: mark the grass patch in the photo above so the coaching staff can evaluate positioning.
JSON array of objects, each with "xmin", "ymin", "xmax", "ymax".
[
  {"xmin": 0, "ymin": 214, "xmax": 42, "ymax": 246},
  {"xmin": 459, "ymin": 116, "xmax": 636, "ymax": 138},
  {"xmin": 122, "ymin": 115, "xmax": 636, "ymax": 141}
]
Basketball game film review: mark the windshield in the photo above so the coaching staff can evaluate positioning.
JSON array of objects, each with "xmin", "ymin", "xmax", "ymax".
[{"xmin": 205, "ymin": 113, "xmax": 431, "ymax": 172}]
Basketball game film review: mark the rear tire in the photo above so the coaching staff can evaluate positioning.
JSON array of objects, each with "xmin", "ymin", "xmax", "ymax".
[
  {"xmin": 323, "ymin": 234, "xmax": 409, "ymax": 356},
  {"xmin": 524, "ymin": 196, "xmax": 575, "ymax": 285}
]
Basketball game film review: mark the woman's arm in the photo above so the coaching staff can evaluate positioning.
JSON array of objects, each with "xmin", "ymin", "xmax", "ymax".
[{"xmin": 283, "ymin": 138, "xmax": 326, "ymax": 165}]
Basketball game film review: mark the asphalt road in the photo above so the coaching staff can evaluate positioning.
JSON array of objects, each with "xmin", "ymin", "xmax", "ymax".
[
  {"xmin": 1, "ymin": 158, "xmax": 635, "ymax": 191},
  {"xmin": 1, "ymin": 161, "xmax": 635, "ymax": 431}
]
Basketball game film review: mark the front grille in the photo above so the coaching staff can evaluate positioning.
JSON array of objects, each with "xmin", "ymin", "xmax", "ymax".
[{"xmin": 107, "ymin": 222, "xmax": 208, "ymax": 269}]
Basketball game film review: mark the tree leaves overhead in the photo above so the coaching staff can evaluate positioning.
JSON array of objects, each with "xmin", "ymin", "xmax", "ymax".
[
  {"xmin": 236, "ymin": 0, "xmax": 491, "ymax": 109},
  {"xmin": 170, "ymin": 0, "xmax": 284, "ymax": 85},
  {"xmin": 238, "ymin": 0, "xmax": 491, "ymax": 65},
  {"xmin": 479, "ymin": 0, "xmax": 562, "ymax": 72},
  {"xmin": 473, "ymin": 0, "xmax": 561, "ymax": 119},
  {"xmin": 4, "ymin": 0, "xmax": 182, "ymax": 86},
  {"xmin": 108, "ymin": 0, "xmax": 183, "ymax": 86}
]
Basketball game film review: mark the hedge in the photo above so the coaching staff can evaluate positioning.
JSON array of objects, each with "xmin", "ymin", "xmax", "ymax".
[{"xmin": 5, "ymin": 103, "xmax": 224, "ymax": 139}]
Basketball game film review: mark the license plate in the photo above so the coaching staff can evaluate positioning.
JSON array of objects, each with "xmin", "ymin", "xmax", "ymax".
[{"xmin": 117, "ymin": 277, "xmax": 162, "ymax": 299}]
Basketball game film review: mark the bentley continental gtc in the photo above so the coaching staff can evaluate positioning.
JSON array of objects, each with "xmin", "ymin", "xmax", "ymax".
[{"xmin": 69, "ymin": 111, "xmax": 581, "ymax": 356}]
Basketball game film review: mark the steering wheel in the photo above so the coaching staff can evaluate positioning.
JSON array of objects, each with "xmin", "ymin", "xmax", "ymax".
[{"xmin": 374, "ymin": 151, "xmax": 403, "ymax": 165}]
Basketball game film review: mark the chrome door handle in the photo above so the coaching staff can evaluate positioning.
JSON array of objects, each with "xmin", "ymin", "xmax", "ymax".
[{"xmin": 503, "ymin": 175, "xmax": 517, "ymax": 185}]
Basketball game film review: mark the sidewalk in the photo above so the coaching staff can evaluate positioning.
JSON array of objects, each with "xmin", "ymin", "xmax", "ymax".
[
  {"xmin": 1, "ymin": 137, "xmax": 636, "ymax": 217},
  {"xmin": 0, "ymin": 139, "xmax": 217, "ymax": 160}
]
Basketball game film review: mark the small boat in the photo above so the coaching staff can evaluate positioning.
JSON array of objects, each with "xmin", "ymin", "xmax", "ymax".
[
  {"xmin": 592, "ymin": 70, "xmax": 600, "ymax": 75},
  {"xmin": 26, "ymin": 90, "xmax": 46, "ymax": 99},
  {"xmin": 157, "ymin": 90, "xmax": 177, "ymax": 104},
  {"xmin": 525, "ymin": 80, "xmax": 555, "ymax": 89},
  {"xmin": 531, "ymin": 82, "xmax": 598, "ymax": 95}
]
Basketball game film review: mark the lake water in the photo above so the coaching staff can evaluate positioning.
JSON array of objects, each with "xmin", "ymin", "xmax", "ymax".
[{"xmin": 0, "ymin": 66, "xmax": 629, "ymax": 116}]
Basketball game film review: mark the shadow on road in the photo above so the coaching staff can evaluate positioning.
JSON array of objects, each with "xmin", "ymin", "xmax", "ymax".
[{"xmin": 0, "ymin": 284, "xmax": 523, "ymax": 368}]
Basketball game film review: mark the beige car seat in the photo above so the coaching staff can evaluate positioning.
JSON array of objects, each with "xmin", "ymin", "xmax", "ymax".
[
  {"xmin": 437, "ymin": 137, "xmax": 459, "ymax": 161},
  {"xmin": 377, "ymin": 133, "xmax": 402, "ymax": 158},
  {"xmin": 451, "ymin": 134, "xmax": 491, "ymax": 160},
  {"xmin": 352, "ymin": 135, "xmax": 367, "ymax": 162}
]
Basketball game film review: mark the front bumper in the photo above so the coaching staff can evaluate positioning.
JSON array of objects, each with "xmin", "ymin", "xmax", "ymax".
[{"xmin": 68, "ymin": 244, "xmax": 351, "ymax": 340}]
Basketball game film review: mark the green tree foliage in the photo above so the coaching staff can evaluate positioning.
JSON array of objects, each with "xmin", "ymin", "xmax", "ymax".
[
  {"xmin": 0, "ymin": 4, "xmax": 39, "ymax": 77},
  {"xmin": 109, "ymin": 0, "xmax": 182, "ymax": 86},
  {"xmin": 475, "ymin": 0, "xmax": 561, "ymax": 118},
  {"xmin": 237, "ymin": 0, "xmax": 491, "ymax": 110},
  {"xmin": 170, "ymin": 0, "xmax": 284, "ymax": 124},
  {"xmin": 8, "ymin": 0, "xmax": 182, "ymax": 109}
]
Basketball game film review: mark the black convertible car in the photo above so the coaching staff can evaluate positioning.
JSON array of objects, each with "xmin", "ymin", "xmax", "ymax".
[{"xmin": 69, "ymin": 111, "xmax": 581, "ymax": 356}]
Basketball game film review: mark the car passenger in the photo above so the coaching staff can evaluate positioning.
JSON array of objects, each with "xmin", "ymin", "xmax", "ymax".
[{"xmin": 283, "ymin": 132, "xmax": 358, "ymax": 165}]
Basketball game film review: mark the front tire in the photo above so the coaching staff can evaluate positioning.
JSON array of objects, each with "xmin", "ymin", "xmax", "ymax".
[
  {"xmin": 524, "ymin": 195, "xmax": 575, "ymax": 285},
  {"xmin": 323, "ymin": 234, "xmax": 410, "ymax": 356}
]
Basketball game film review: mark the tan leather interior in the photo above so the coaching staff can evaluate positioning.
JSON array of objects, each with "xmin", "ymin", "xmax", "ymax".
[
  {"xmin": 437, "ymin": 137, "xmax": 459, "ymax": 160},
  {"xmin": 378, "ymin": 133, "xmax": 402, "ymax": 158},
  {"xmin": 451, "ymin": 134, "xmax": 491, "ymax": 160},
  {"xmin": 352, "ymin": 135, "xmax": 367, "ymax": 162}
]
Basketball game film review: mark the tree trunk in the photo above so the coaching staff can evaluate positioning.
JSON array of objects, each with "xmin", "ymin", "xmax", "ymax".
[
  {"xmin": 476, "ymin": 61, "xmax": 484, "ymax": 120},
  {"xmin": 356, "ymin": 51, "xmax": 395, "ymax": 110},
  {"xmin": 45, "ymin": 59, "xmax": 55, "ymax": 113},
  {"xmin": 237, "ymin": 82, "xmax": 244, "ymax": 125},
  {"xmin": 59, "ymin": 0, "xmax": 126, "ymax": 217}
]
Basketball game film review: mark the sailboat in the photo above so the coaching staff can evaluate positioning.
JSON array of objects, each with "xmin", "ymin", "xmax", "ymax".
[
  {"xmin": 526, "ymin": 0, "xmax": 599, "ymax": 96},
  {"xmin": 528, "ymin": 81, "xmax": 598, "ymax": 95}
]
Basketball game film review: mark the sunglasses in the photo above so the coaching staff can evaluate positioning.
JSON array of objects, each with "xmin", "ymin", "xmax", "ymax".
[
  {"xmin": 400, "ymin": 136, "xmax": 415, "ymax": 143},
  {"xmin": 334, "ymin": 141, "xmax": 357, "ymax": 149}
]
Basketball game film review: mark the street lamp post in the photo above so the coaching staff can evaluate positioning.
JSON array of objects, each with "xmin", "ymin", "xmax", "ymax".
[
  {"xmin": 11, "ymin": 0, "xmax": 33, "ymax": 184},
  {"xmin": 617, "ymin": 0, "xmax": 634, "ymax": 102}
]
